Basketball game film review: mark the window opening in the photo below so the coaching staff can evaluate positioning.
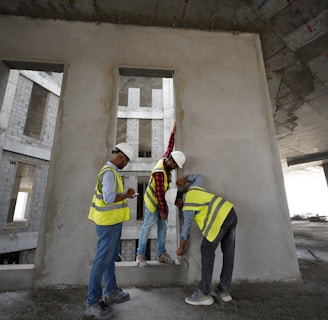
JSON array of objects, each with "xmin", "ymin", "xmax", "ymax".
[
  {"xmin": 0, "ymin": 251, "xmax": 20, "ymax": 265},
  {"xmin": 139, "ymin": 119, "xmax": 152, "ymax": 158},
  {"xmin": 116, "ymin": 67, "xmax": 177, "ymax": 263},
  {"xmin": 23, "ymin": 83, "xmax": 48, "ymax": 139},
  {"xmin": 7, "ymin": 162, "xmax": 37, "ymax": 224},
  {"xmin": 137, "ymin": 177, "xmax": 149, "ymax": 220}
]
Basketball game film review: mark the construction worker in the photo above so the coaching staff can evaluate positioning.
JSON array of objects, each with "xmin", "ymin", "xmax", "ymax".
[
  {"xmin": 136, "ymin": 122, "xmax": 186, "ymax": 267},
  {"xmin": 86, "ymin": 143, "xmax": 136, "ymax": 320},
  {"xmin": 165, "ymin": 174, "xmax": 238, "ymax": 306}
]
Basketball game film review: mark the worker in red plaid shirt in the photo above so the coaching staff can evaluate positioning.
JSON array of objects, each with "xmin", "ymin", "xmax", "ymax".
[{"xmin": 136, "ymin": 122, "xmax": 186, "ymax": 267}]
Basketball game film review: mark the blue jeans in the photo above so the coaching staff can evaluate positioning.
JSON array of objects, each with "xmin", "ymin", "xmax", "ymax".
[
  {"xmin": 87, "ymin": 223, "xmax": 122, "ymax": 306},
  {"xmin": 136, "ymin": 206, "xmax": 167, "ymax": 256},
  {"xmin": 198, "ymin": 208, "xmax": 237, "ymax": 295}
]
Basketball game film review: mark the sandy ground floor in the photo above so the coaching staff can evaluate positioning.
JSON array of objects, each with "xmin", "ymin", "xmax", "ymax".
[{"xmin": 0, "ymin": 221, "xmax": 327, "ymax": 320}]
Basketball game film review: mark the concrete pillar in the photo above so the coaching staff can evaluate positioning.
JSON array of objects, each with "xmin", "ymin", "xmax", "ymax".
[
  {"xmin": 126, "ymin": 88, "xmax": 140, "ymax": 156},
  {"xmin": 0, "ymin": 70, "xmax": 19, "ymax": 131},
  {"xmin": 323, "ymin": 163, "xmax": 328, "ymax": 188}
]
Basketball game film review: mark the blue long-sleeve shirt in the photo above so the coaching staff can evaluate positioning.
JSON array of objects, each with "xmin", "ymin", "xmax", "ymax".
[
  {"xmin": 101, "ymin": 161, "xmax": 119, "ymax": 204},
  {"xmin": 180, "ymin": 174, "xmax": 203, "ymax": 241}
]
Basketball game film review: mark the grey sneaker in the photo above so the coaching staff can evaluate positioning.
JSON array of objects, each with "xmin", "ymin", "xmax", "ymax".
[
  {"xmin": 219, "ymin": 291, "xmax": 232, "ymax": 302},
  {"xmin": 210, "ymin": 287, "xmax": 232, "ymax": 302},
  {"xmin": 158, "ymin": 252, "xmax": 174, "ymax": 264},
  {"xmin": 85, "ymin": 300, "xmax": 114, "ymax": 319},
  {"xmin": 185, "ymin": 289, "xmax": 214, "ymax": 306},
  {"xmin": 136, "ymin": 254, "xmax": 148, "ymax": 267},
  {"xmin": 104, "ymin": 288, "xmax": 130, "ymax": 305}
]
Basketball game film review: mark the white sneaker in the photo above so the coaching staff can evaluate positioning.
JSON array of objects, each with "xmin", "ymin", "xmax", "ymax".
[
  {"xmin": 185, "ymin": 289, "xmax": 214, "ymax": 306},
  {"xmin": 210, "ymin": 286, "xmax": 232, "ymax": 302},
  {"xmin": 136, "ymin": 254, "xmax": 148, "ymax": 267},
  {"xmin": 219, "ymin": 291, "xmax": 232, "ymax": 302}
]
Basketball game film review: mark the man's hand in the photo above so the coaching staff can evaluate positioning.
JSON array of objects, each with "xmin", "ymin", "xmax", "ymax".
[
  {"xmin": 176, "ymin": 176, "xmax": 189, "ymax": 187},
  {"xmin": 126, "ymin": 188, "xmax": 136, "ymax": 198},
  {"xmin": 172, "ymin": 121, "xmax": 176, "ymax": 133},
  {"xmin": 160, "ymin": 211, "xmax": 168, "ymax": 220},
  {"xmin": 176, "ymin": 240, "xmax": 187, "ymax": 256},
  {"xmin": 114, "ymin": 188, "xmax": 136, "ymax": 202}
]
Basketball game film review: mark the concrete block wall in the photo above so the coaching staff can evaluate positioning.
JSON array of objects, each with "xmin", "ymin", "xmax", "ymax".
[
  {"xmin": 6, "ymin": 75, "xmax": 32, "ymax": 137},
  {"xmin": 20, "ymin": 248, "xmax": 36, "ymax": 264},
  {"xmin": 120, "ymin": 240, "xmax": 135, "ymax": 262},
  {"xmin": 0, "ymin": 151, "xmax": 50, "ymax": 254},
  {"xmin": 5, "ymin": 73, "xmax": 59, "ymax": 150}
]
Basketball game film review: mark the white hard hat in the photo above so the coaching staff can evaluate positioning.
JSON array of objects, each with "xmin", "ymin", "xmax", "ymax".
[
  {"xmin": 165, "ymin": 188, "xmax": 178, "ymax": 205},
  {"xmin": 171, "ymin": 151, "xmax": 186, "ymax": 168},
  {"xmin": 115, "ymin": 143, "xmax": 134, "ymax": 161}
]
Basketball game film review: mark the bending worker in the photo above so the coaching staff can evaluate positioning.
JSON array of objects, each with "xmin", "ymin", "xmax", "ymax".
[{"xmin": 165, "ymin": 173, "xmax": 238, "ymax": 306}]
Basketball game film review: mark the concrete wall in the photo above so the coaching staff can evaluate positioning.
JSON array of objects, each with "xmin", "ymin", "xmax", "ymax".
[{"xmin": 0, "ymin": 16, "xmax": 300, "ymax": 288}]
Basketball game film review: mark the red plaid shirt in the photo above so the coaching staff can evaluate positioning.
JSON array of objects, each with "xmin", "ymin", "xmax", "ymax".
[{"xmin": 153, "ymin": 130, "xmax": 175, "ymax": 214}]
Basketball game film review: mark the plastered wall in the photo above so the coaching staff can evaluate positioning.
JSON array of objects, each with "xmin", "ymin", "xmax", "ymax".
[{"xmin": 0, "ymin": 16, "xmax": 300, "ymax": 287}]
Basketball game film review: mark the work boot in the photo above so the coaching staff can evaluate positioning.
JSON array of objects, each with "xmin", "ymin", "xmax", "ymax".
[
  {"xmin": 136, "ymin": 254, "xmax": 148, "ymax": 267},
  {"xmin": 158, "ymin": 252, "xmax": 174, "ymax": 264},
  {"xmin": 85, "ymin": 299, "xmax": 114, "ymax": 319},
  {"xmin": 104, "ymin": 288, "xmax": 130, "ymax": 305}
]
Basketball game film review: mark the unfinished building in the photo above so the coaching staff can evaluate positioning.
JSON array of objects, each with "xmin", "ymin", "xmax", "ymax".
[{"xmin": 0, "ymin": 66, "xmax": 62, "ymax": 265}]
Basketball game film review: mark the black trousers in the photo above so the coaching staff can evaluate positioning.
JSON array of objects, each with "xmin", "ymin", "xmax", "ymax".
[{"xmin": 198, "ymin": 208, "xmax": 238, "ymax": 294}]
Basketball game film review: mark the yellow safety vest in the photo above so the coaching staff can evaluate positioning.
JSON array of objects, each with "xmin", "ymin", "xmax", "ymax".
[
  {"xmin": 144, "ymin": 159, "xmax": 169, "ymax": 213},
  {"xmin": 88, "ymin": 164, "xmax": 130, "ymax": 225},
  {"xmin": 183, "ymin": 186, "xmax": 233, "ymax": 242}
]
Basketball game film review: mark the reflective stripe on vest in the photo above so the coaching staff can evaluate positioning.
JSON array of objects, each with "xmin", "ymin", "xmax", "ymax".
[
  {"xmin": 183, "ymin": 186, "xmax": 233, "ymax": 242},
  {"xmin": 88, "ymin": 165, "xmax": 130, "ymax": 225},
  {"xmin": 144, "ymin": 159, "xmax": 169, "ymax": 213}
]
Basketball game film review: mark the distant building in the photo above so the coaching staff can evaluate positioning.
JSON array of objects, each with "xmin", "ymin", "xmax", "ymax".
[{"xmin": 0, "ymin": 66, "xmax": 62, "ymax": 264}]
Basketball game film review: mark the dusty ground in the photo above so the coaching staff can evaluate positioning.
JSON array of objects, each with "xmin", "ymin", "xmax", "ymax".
[{"xmin": 0, "ymin": 221, "xmax": 327, "ymax": 320}]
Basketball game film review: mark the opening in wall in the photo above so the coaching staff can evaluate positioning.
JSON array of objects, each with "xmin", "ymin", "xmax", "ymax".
[
  {"xmin": 116, "ymin": 67, "xmax": 178, "ymax": 263},
  {"xmin": 137, "ymin": 177, "xmax": 149, "ymax": 220},
  {"xmin": 0, "ymin": 60, "xmax": 64, "ymax": 264},
  {"xmin": 7, "ymin": 162, "xmax": 36, "ymax": 226},
  {"xmin": 139, "ymin": 119, "xmax": 151, "ymax": 158},
  {"xmin": 23, "ymin": 82, "xmax": 48, "ymax": 139}
]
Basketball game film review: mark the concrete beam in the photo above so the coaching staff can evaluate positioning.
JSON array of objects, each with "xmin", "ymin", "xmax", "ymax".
[{"xmin": 287, "ymin": 151, "xmax": 328, "ymax": 166}]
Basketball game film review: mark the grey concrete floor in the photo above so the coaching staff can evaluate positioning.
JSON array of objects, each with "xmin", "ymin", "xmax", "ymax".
[{"xmin": 0, "ymin": 221, "xmax": 328, "ymax": 320}]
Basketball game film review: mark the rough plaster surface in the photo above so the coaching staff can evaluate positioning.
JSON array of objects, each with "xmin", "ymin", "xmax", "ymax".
[{"xmin": 0, "ymin": 16, "xmax": 300, "ymax": 287}]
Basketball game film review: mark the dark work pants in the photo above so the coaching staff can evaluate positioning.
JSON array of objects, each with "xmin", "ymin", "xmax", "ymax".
[{"xmin": 198, "ymin": 208, "xmax": 238, "ymax": 295}]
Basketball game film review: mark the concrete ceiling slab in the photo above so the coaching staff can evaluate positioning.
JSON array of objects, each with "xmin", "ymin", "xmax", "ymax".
[{"xmin": 0, "ymin": 0, "xmax": 327, "ymax": 169}]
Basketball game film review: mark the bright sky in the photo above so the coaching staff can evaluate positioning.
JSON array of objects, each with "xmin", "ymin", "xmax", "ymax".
[{"xmin": 283, "ymin": 166, "xmax": 328, "ymax": 217}]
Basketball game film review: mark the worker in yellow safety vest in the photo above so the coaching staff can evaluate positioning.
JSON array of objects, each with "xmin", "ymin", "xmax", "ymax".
[
  {"xmin": 136, "ymin": 122, "xmax": 186, "ymax": 267},
  {"xmin": 165, "ymin": 174, "xmax": 238, "ymax": 306},
  {"xmin": 86, "ymin": 143, "xmax": 136, "ymax": 320}
]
